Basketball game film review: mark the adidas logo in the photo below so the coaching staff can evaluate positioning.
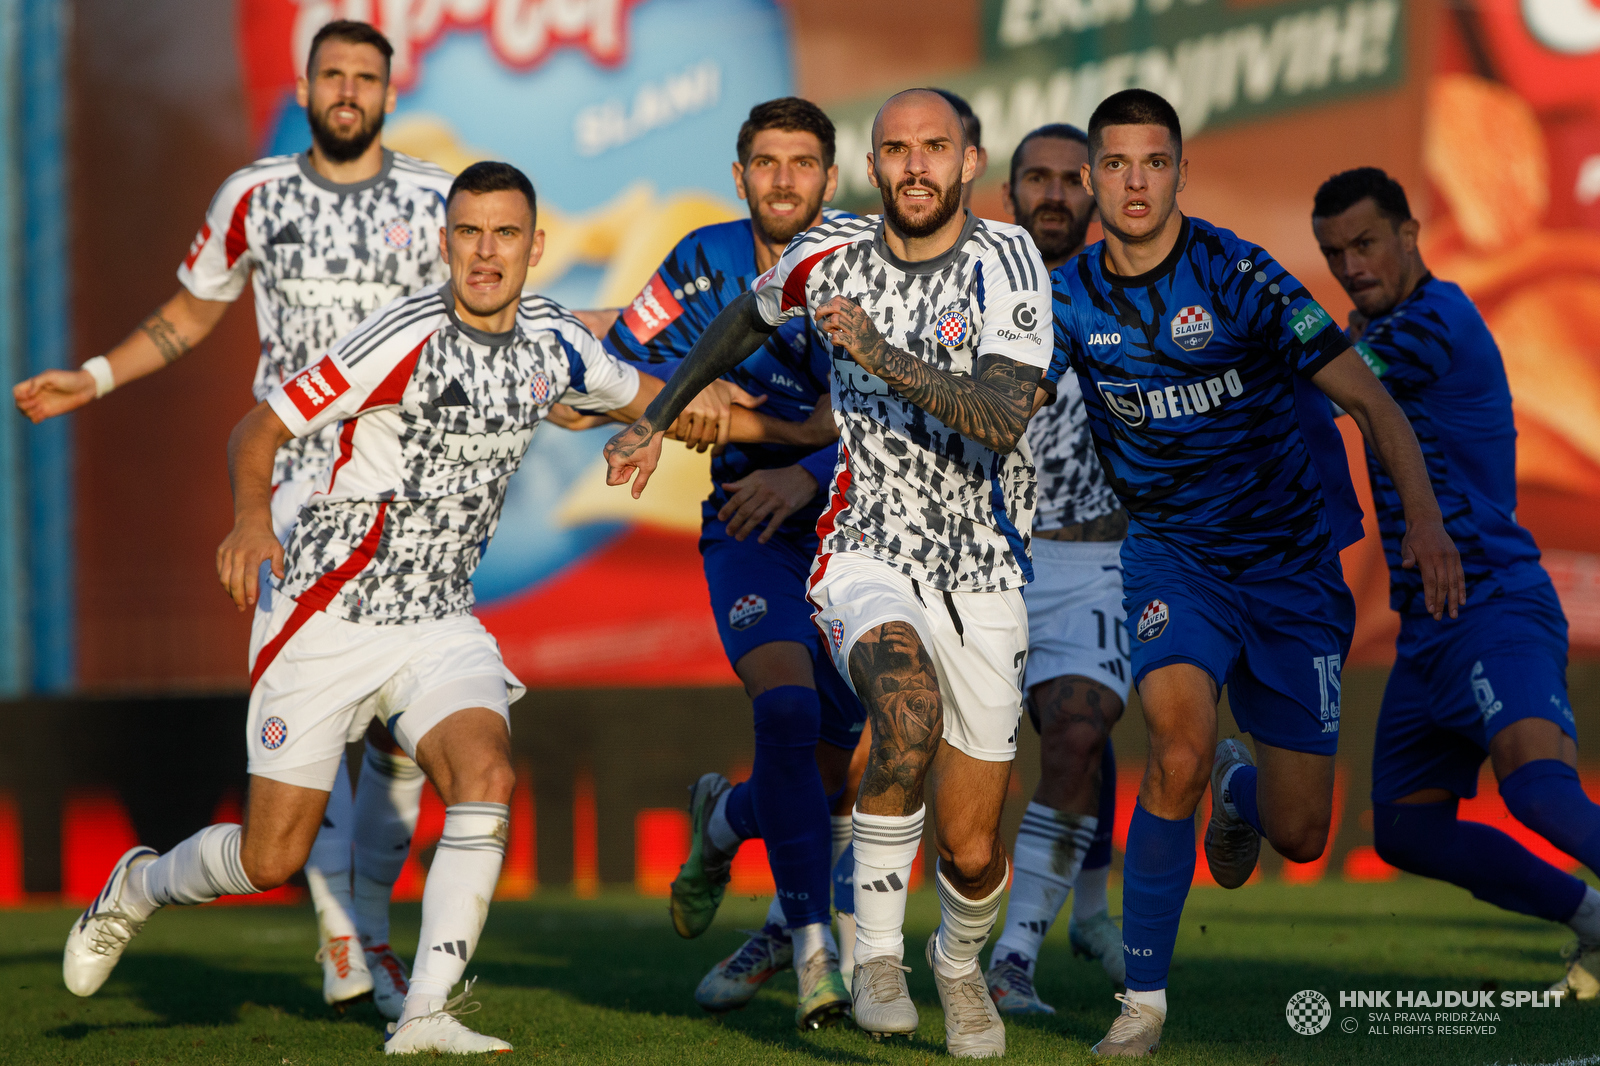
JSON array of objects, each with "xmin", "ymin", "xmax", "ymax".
[
  {"xmin": 1098, "ymin": 659, "xmax": 1128, "ymax": 681},
  {"xmin": 860, "ymin": 873, "xmax": 906, "ymax": 893},
  {"xmin": 436, "ymin": 378, "xmax": 470, "ymax": 407},
  {"xmin": 268, "ymin": 222, "xmax": 304, "ymax": 246},
  {"xmin": 431, "ymin": 939, "xmax": 470, "ymax": 958},
  {"xmin": 1016, "ymin": 919, "xmax": 1050, "ymax": 935}
]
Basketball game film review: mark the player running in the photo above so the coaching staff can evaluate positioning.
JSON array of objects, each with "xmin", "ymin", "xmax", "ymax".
[
  {"xmin": 598, "ymin": 97, "xmax": 865, "ymax": 1029},
  {"xmin": 60, "ymin": 162, "xmax": 816, "ymax": 1053},
  {"xmin": 1312, "ymin": 167, "xmax": 1600, "ymax": 999},
  {"xmin": 983, "ymin": 122, "xmax": 1129, "ymax": 1014},
  {"xmin": 1050, "ymin": 90, "xmax": 1463, "ymax": 1056},
  {"xmin": 606, "ymin": 88, "xmax": 1052, "ymax": 1059},
  {"xmin": 15, "ymin": 20, "xmax": 453, "ymax": 1017}
]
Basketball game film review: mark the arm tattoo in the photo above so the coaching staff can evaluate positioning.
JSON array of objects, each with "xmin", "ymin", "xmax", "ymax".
[
  {"xmin": 140, "ymin": 311, "xmax": 192, "ymax": 365},
  {"xmin": 639, "ymin": 291, "xmax": 772, "ymax": 434},
  {"xmin": 848, "ymin": 621, "xmax": 942, "ymax": 815}
]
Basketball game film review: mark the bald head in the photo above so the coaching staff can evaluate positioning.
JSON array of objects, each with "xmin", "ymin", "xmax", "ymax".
[
  {"xmin": 867, "ymin": 88, "xmax": 974, "ymax": 242},
  {"xmin": 872, "ymin": 88, "xmax": 965, "ymax": 153}
]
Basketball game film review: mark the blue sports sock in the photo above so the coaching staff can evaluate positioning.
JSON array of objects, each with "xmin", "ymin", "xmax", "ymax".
[
  {"xmin": 833, "ymin": 840, "xmax": 855, "ymax": 914},
  {"xmin": 1120, "ymin": 800, "xmax": 1196, "ymax": 991},
  {"xmin": 723, "ymin": 782, "xmax": 761, "ymax": 841},
  {"xmin": 1500, "ymin": 759, "xmax": 1600, "ymax": 879},
  {"xmin": 749, "ymin": 686, "xmax": 831, "ymax": 928},
  {"xmin": 1374, "ymin": 800, "xmax": 1586, "ymax": 922},
  {"xmin": 1225, "ymin": 763, "xmax": 1264, "ymax": 836},
  {"xmin": 1083, "ymin": 738, "xmax": 1116, "ymax": 870}
]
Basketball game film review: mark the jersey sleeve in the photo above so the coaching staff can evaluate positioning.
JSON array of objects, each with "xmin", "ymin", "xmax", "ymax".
[
  {"xmin": 267, "ymin": 301, "xmax": 439, "ymax": 437},
  {"xmin": 975, "ymin": 236, "xmax": 1052, "ymax": 370},
  {"xmin": 553, "ymin": 319, "xmax": 641, "ymax": 412},
  {"xmin": 798, "ymin": 442, "xmax": 840, "ymax": 490},
  {"xmin": 750, "ymin": 227, "xmax": 854, "ymax": 329},
  {"xmin": 1042, "ymin": 270, "xmax": 1084, "ymax": 400},
  {"xmin": 606, "ymin": 236, "xmax": 709, "ymax": 366},
  {"xmin": 1354, "ymin": 307, "xmax": 1452, "ymax": 391},
  {"xmin": 1238, "ymin": 252, "xmax": 1349, "ymax": 377},
  {"xmin": 176, "ymin": 172, "xmax": 267, "ymax": 303}
]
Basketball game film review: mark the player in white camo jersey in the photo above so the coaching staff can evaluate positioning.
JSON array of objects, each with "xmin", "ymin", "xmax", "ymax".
[
  {"xmin": 984, "ymin": 123, "xmax": 1132, "ymax": 1015},
  {"xmin": 605, "ymin": 89, "xmax": 1051, "ymax": 1058},
  {"xmin": 60, "ymin": 162, "xmax": 818, "ymax": 1055},
  {"xmin": 16, "ymin": 21, "xmax": 459, "ymax": 1017}
]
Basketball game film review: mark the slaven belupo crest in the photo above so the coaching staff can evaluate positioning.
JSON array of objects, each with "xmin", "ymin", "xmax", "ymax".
[{"xmin": 1170, "ymin": 305, "xmax": 1214, "ymax": 350}]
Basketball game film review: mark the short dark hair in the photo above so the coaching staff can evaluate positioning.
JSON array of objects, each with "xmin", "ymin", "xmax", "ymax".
[
  {"xmin": 934, "ymin": 88, "xmax": 981, "ymax": 149},
  {"xmin": 447, "ymin": 161, "xmax": 537, "ymax": 222},
  {"xmin": 307, "ymin": 20, "xmax": 394, "ymax": 80},
  {"xmin": 1087, "ymin": 89, "xmax": 1182, "ymax": 159},
  {"xmin": 737, "ymin": 97, "xmax": 837, "ymax": 170},
  {"xmin": 1008, "ymin": 123, "xmax": 1088, "ymax": 188},
  {"xmin": 1312, "ymin": 166, "xmax": 1413, "ymax": 226}
]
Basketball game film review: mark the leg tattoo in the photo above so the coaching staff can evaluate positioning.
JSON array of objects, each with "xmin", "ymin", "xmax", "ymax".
[{"xmin": 849, "ymin": 622, "xmax": 942, "ymax": 815}]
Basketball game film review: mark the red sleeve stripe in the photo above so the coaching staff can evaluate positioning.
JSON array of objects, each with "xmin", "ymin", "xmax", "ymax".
[
  {"xmin": 225, "ymin": 182, "xmax": 268, "ymax": 268},
  {"xmin": 359, "ymin": 335, "xmax": 429, "ymax": 412},
  {"xmin": 781, "ymin": 246, "xmax": 842, "ymax": 313}
]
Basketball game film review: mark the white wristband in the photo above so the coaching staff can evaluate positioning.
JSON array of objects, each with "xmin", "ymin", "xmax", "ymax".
[{"xmin": 82, "ymin": 355, "xmax": 115, "ymax": 399}]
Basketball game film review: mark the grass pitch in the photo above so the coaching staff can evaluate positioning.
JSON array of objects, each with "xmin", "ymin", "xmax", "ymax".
[{"xmin": 2, "ymin": 879, "xmax": 1598, "ymax": 1065}]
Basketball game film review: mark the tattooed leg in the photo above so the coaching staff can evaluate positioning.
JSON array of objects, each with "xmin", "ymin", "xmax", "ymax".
[
  {"xmin": 1030, "ymin": 675, "xmax": 1125, "ymax": 815},
  {"xmin": 848, "ymin": 621, "xmax": 944, "ymax": 818}
]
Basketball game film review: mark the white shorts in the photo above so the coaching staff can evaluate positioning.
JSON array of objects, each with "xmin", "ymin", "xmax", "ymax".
[
  {"xmin": 247, "ymin": 593, "xmax": 526, "ymax": 790},
  {"xmin": 1022, "ymin": 538, "xmax": 1131, "ymax": 701},
  {"xmin": 808, "ymin": 551, "xmax": 1027, "ymax": 763}
]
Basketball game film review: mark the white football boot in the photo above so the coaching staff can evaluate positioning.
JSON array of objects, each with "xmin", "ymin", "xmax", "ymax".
[
  {"xmin": 385, "ymin": 979, "xmax": 512, "ymax": 1055},
  {"xmin": 1552, "ymin": 940, "xmax": 1600, "ymax": 1000},
  {"xmin": 316, "ymin": 933, "xmax": 373, "ymax": 1009},
  {"xmin": 851, "ymin": 955, "xmax": 919, "ymax": 1040},
  {"xmin": 1204, "ymin": 738, "xmax": 1261, "ymax": 889},
  {"xmin": 63, "ymin": 846, "xmax": 157, "ymax": 996},
  {"xmin": 694, "ymin": 923, "xmax": 792, "ymax": 1013},
  {"xmin": 1091, "ymin": 993, "xmax": 1165, "ymax": 1057},
  {"xmin": 985, "ymin": 951, "xmax": 1055, "ymax": 1015},
  {"xmin": 365, "ymin": 943, "xmax": 411, "ymax": 1021},
  {"xmin": 926, "ymin": 933, "xmax": 1006, "ymax": 1058}
]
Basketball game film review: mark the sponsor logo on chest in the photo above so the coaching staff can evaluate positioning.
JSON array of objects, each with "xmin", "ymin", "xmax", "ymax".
[
  {"xmin": 278, "ymin": 277, "xmax": 405, "ymax": 310},
  {"xmin": 439, "ymin": 427, "xmax": 535, "ymax": 463},
  {"xmin": 1094, "ymin": 368, "xmax": 1246, "ymax": 426}
]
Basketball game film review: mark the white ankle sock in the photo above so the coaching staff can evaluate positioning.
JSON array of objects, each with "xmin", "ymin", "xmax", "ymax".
[
  {"xmin": 831, "ymin": 814, "xmax": 853, "ymax": 866},
  {"xmin": 401, "ymin": 803, "xmax": 509, "ymax": 1024},
  {"xmin": 128, "ymin": 823, "xmax": 260, "ymax": 918},
  {"xmin": 991, "ymin": 803, "xmax": 1094, "ymax": 968},
  {"xmin": 850, "ymin": 807, "xmax": 924, "ymax": 964},
  {"xmin": 706, "ymin": 790, "xmax": 743, "ymax": 857},
  {"xmin": 1072, "ymin": 862, "xmax": 1111, "ymax": 920},
  {"xmin": 1127, "ymin": 988, "xmax": 1167, "ymax": 1015},
  {"xmin": 792, "ymin": 920, "xmax": 838, "ymax": 964},
  {"xmin": 935, "ymin": 864, "xmax": 1007, "ymax": 978},
  {"xmin": 1568, "ymin": 886, "xmax": 1600, "ymax": 944},
  {"xmin": 306, "ymin": 756, "xmax": 357, "ymax": 942},
  {"xmin": 764, "ymin": 896, "xmax": 788, "ymax": 931},
  {"xmin": 352, "ymin": 741, "xmax": 426, "ymax": 947}
]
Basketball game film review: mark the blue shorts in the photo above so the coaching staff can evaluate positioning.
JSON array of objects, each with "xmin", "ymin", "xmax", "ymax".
[
  {"xmin": 1371, "ymin": 580, "xmax": 1574, "ymax": 804},
  {"xmin": 701, "ymin": 522, "xmax": 866, "ymax": 751},
  {"xmin": 1122, "ymin": 534, "xmax": 1355, "ymax": 756}
]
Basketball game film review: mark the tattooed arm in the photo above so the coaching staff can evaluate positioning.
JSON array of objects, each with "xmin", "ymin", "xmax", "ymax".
[
  {"xmin": 14, "ymin": 287, "xmax": 230, "ymax": 422},
  {"xmin": 814, "ymin": 296, "xmax": 1041, "ymax": 453}
]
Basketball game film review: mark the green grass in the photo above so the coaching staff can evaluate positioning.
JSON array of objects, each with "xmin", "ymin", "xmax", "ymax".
[{"xmin": 2, "ymin": 879, "xmax": 1598, "ymax": 1064}]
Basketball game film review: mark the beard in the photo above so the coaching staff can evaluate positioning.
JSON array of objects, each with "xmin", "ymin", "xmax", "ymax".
[
  {"xmin": 308, "ymin": 101, "xmax": 384, "ymax": 164},
  {"xmin": 881, "ymin": 174, "xmax": 962, "ymax": 239},
  {"xmin": 1021, "ymin": 199, "xmax": 1095, "ymax": 262},
  {"xmin": 748, "ymin": 183, "xmax": 827, "ymax": 246}
]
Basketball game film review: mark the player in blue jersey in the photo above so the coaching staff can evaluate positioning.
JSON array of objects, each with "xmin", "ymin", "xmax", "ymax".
[
  {"xmin": 1051, "ymin": 91, "xmax": 1464, "ymax": 1056},
  {"xmin": 602, "ymin": 97, "xmax": 864, "ymax": 1030},
  {"xmin": 1313, "ymin": 167, "xmax": 1600, "ymax": 1000}
]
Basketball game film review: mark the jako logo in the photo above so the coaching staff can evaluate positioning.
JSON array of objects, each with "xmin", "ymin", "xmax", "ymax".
[
  {"xmin": 440, "ymin": 428, "xmax": 534, "ymax": 462},
  {"xmin": 1088, "ymin": 332, "xmax": 1121, "ymax": 345}
]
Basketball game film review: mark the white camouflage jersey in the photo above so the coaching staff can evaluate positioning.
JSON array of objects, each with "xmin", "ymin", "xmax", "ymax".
[
  {"xmin": 266, "ymin": 285, "xmax": 640, "ymax": 624},
  {"xmin": 753, "ymin": 213, "xmax": 1052, "ymax": 592},
  {"xmin": 1029, "ymin": 365, "xmax": 1119, "ymax": 531},
  {"xmin": 179, "ymin": 149, "xmax": 454, "ymax": 485}
]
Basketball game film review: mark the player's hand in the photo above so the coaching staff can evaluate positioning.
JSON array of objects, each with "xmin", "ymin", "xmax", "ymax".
[
  {"xmin": 815, "ymin": 296, "xmax": 889, "ymax": 372},
  {"xmin": 1400, "ymin": 515, "xmax": 1465, "ymax": 620},
  {"xmin": 605, "ymin": 418, "xmax": 666, "ymax": 498},
  {"xmin": 216, "ymin": 512, "xmax": 284, "ymax": 613},
  {"xmin": 544, "ymin": 402, "xmax": 611, "ymax": 432},
  {"xmin": 718, "ymin": 465, "xmax": 821, "ymax": 543},
  {"xmin": 1345, "ymin": 309, "xmax": 1369, "ymax": 343},
  {"xmin": 676, "ymin": 380, "xmax": 768, "ymax": 454},
  {"xmin": 13, "ymin": 368, "xmax": 96, "ymax": 424}
]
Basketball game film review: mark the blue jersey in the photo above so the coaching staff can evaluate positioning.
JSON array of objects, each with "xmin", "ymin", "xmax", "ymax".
[
  {"xmin": 1353, "ymin": 275, "xmax": 1546, "ymax": 615},
  {"xmin": 604, "ymin": 216, "xmax": 842, "ymax": 541},
  {"xmin": 1051, "ymin": 216, "xmax": 1363, "ymax": 580}
]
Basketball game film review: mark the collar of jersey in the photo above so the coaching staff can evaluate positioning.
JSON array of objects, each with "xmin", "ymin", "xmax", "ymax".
[
  {"xmin": 871, "ymin": 210, "xmax": 979, "ymax": 275},
  {"xmin": 440, "ymin": 289, "xmax": 518, "ymax": 347},
  {"xmin": 1379, "ymin": 271, "xmax": 1436, "ymax": 321},
  {"xmin": 296, "ymin": 148, "xmax": 395, "ymax": 195},
  {"xmin": 1097, "ymin": 214, "xmax": 1190, "ymax": 288}
]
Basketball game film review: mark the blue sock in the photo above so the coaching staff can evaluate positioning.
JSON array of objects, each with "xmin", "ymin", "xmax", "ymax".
[
  {"xmin": 1225, "ymin": 764, "xmax": 1264, "ymax": 836},
  {"xmin": 833, "ymin": 840, "xmax": 854, "ymax": 915},
  {"xmin": 749, "ymin": 686, "xmax": 831, "ymax": 929},
  {"xmin": 1120, "ymin": 800, "xmax": 1196, "ymax": 991},
  {"xmin": 1374, "ymin": 800, "xmax": 1587, "ymax": 922},
  {"xmin": 1083, "ymin": 738, "xmax": 1116, "ymax": 871},
  {"xmin": 723, "ymin": 783, "xmax": 760, "ymax": 841},
  {"xmin": 1500, "ymin": 759, "xmax": 1600, "ymax": 879}
]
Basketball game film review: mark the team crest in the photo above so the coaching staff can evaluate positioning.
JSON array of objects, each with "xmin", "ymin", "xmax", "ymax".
[
  {"xmin": 729, "ymin": 594, "xmax": 768, "ymax": 631},
  {"xmin": 829, "ymin": 618, "xmax": 845, "ymax": 650},
  {"xmin": 383, "ymin": 220, "xmax": 413, "ymax": 249},
  {"xmin": 1097, "ymin": 381, "xmax": 1147, "ymax": 428},
  {"xmin": 530, "ymin": 372, "xmax": 552, "ymax": 404},
  {"xmin": 1136, "ymin": 600, "xmax": 1169, "ymax": 643},
  {"xmin": 935, "ymin": 309, "xmax": 969, "ymax": 348},
  {"xmin": 1170, "ymin": 305, "xmax": 1213, "ymax": 351},
  {"xmin": 261, "ymin": 716, "xmax": 288, "ymax": 750}
]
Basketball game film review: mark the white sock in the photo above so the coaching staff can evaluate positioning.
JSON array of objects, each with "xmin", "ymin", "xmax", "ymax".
[
  {"xmin": 792, "ymin": 920, "xmax": 839, "ymax": 965},
  {"xmin": 127, "ymin": 823, "xmax": 260, "ymax": 918},
  {"xmin": 836, "ymin": 912, "xmax": 857, "ymax": 991},
  {"xmin": 991, "ymin": 803, "xmax": 1094, "ymax": 969},
  {"xmin": 851, "ymin": 807, "xmax": 924, "ymax": 964},
  {"xmin": 763, "ymin": 896, "xmax": 788, "ymax": 932},
  {"xmin": 1127, "ymin": 988, "xmax": 1167, "ymax": 1015},
  {"xmin": 306, "ymin": 755, "xmax": 358, "ymax": 943},
  {"xmin": 1073, "ymin": 862, "xmax": 1111, "ymax": 920},
  {"xmin": 401, "ymin": 802, "xmax": 509, "ymax": 1024},
  {"xmin": 1568, "ymin": 886, "xmax": 1600, "ymax": 945},
  {"xmin": 935, "ymin": 864, "xmax": 1007, "ymax": 978},
  {"xmin": 352, "ymin": 741, "xmax": 426, "ymax": 948},
  {"xmin": 706, "ymin": 790, "xmax": 743, "ymax": 857},
  {"xmin": 831, "ymin": 814, "xmax": 853, "ymax": 865}
]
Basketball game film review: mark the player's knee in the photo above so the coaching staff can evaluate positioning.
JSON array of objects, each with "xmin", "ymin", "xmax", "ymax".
[
  {"xmin": 942, "ymin": 838, "xmax": 1003, "ymax": 888},
  {"xmin": 1148, "ymin": 745, "xmax": 1209, "ymax": 804},
  {"xmin": 751, "ymin": 685, "xmax": 821, "ymax": 747},
  {"xmin": 1268, "ymin": 811, "xmax": 1331, "ymax": 864},
  {"xmin": 239, "ymin": 851, "xmax": 298, "ymax": 892}
]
